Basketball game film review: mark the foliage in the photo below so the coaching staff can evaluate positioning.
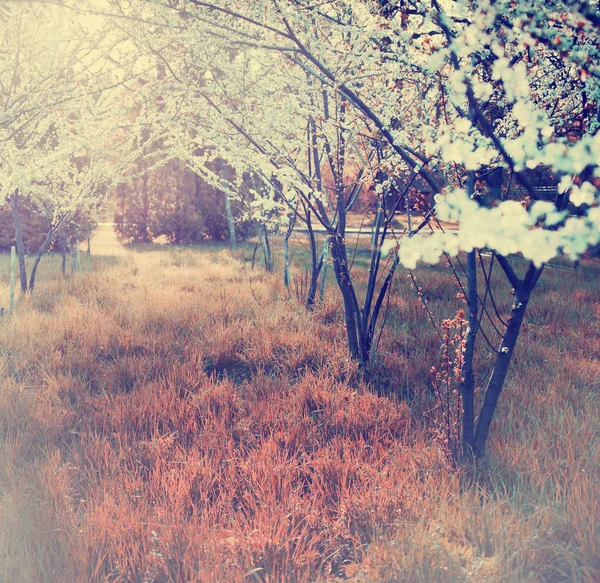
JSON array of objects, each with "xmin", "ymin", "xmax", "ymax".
[{"xmin": 113, "ymin": 0, "xmax": 600, "ymax": 267}]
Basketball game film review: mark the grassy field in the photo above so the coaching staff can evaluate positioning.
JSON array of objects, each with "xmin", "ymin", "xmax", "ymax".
[{"xmin": 0, "ymin": 226, "xmax": 599, "ymax": 582}]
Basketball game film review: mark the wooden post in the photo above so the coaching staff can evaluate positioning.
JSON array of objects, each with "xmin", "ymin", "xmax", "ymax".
[{"xmin": 9, "ymin": 246, "xmax": 16, "ymax": 317}]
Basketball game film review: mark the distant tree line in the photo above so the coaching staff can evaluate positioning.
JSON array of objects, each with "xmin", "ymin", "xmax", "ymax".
[{"xmin": 114, "ymin": 159, "xmax": 254, "ymax": 244}]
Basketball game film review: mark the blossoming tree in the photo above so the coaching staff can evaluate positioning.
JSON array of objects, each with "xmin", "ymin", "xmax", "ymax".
[
  {"xmin": 47, "ymin": 0, "xmax": 600, "ymax": 457},
  {"xmin": 0, "ymin": 2, "xmax": 149, "ymax": 292}
]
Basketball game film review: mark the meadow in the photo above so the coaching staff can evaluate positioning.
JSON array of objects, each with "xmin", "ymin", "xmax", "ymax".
[{"xmin": 0, "ymin": 226, "xmax": 599, "ymax": 582}]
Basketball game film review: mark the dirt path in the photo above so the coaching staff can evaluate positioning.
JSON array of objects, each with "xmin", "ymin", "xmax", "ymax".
[{"xmin": 90, "ymin": 223, "xmax": 129, "ymax": 257}]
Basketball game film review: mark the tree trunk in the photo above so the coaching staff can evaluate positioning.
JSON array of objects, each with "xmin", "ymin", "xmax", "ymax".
[
  {"xmin": 460, "ymin": 167, "xmax": 478, "ymax": 457},
  {"xmin": 473, "ymin": 282, "xmax": 535, "ymax": 458},
  {"xmin": 261, "ymin": 224, "xmax": 273, "ymax": 272},
  {"xmin": 29, "ymin": 226, "xmax": 56, "ymax": 293},
  {"xmin": 283, "ymin": 236, "xmax": 290, "ymax": 286},
  {"xmin": 363, "ymin": 197, "xmax": 385, "ymax": 329},
  {"xmin": 11, "ymin": 191, "xmax": 28, "ymax": 294},
  {"xmin": 461, "ymin": 249, "xmax": 478, "ymax": 457},
  {"xmin": 305, "ymin": 212, "xmax": 322, "ymax": 309},
  {"xmin": 331, "ymin": 236, "xmax": 361, "ymax": 360},
  {"xmin": 225, "ymin": 189, "xmax": 237, "ymax": 250},
  {"xmin": 9, "ymin": 246, "xmax": 16, "ymax": 316},
  {"xmin": 215, "ymin": 158, "xmax": 237, "ymax": 251},
  {"xmin": 283, "ymin": 212, "xmax": 296, "ymax": 287},
  {"xmin": 318, "ymin": 241, "xmax": 328, "ymax": 303}
]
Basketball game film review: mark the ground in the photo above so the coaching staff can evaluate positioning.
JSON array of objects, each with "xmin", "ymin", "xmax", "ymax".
[{"xmin": 0, "ymin": 225, "xmax": 598, "ymax": 582}]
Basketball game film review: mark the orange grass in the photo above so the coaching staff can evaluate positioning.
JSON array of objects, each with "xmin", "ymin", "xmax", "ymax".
[{"xmin": 0, "ymin": 230, "xmax": 599, "ymax": 582}]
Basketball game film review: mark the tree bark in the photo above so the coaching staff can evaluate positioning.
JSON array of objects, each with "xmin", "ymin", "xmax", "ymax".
[
  {"xmin": 461, "ymin": 249, "xmax": 478, "ymax": 457},
  {"xmin": 318, "ymin": 241, "xmax": 328, "ymax": 303},
  {"xmin": 473, "ymin": 265, "xmax": 542, "ymax": 457},
  {"xmin": 10, "ymin": 191, "xmax": 28, "ymax": 294},
  {"xmin": 225, "ymin": 189, "xmax": 237, "ymax": 250},
  {"xmin": 283, "ymin": 211, "xmax": 296, "ymax": 287},
  {"xmin": 29, "ymin": 226, "xmax": 55, "ymax": 292},
  {"xmin": 461, "ymin": 167, "xmax": 478, "ymax": 457},
  {"xmin": 331, "ymin": 236, "xmax": 360, "ymax": 360},
  {"xmin": 305, "ymin": 211, "xmax": 322, "ymax": 309},
  {"xmin": 218, "ymin": 153, "xmax": 236, "ymax": 250},
  {"xmin": 9, "ymin": 246, "xmax": 16, "ymax": 316},
  {"xmin": 363, "ymin": 197, "xmax": 385, "ymax": 326},
  {"xmin": 261, "ymin": 224, "xmax": 273, "ymax": 272}
]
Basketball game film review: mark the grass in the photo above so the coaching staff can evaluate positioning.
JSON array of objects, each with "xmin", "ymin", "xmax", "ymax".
[{"xmin": 0, "ymin": 226, "xmax": 599, "ymax": 582}]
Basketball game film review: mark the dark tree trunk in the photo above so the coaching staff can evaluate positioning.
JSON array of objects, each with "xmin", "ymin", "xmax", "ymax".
[
  {"xmin": 283, "ymin": 212, "xmax": 296, "ymax": 287},
  {"xmin": 461, "ymin": 249, "xmax": 478, "ymax": 457},
  {"xmin": 460, "ymin": 167, "xmax": 477, "ymax": 457},
  {"xmin": 29, "ymin": 226, "xmax": 56, "ymax": 292},
  {"xmin": 318, "ymin": 242, "xmax": 328, "ymax": 303},
  {"xmin": 305, "ymin": 212, "xmax": 322, "ymax": 309},
  {"xmin": 363, "ymin": 196, "xmax": 385, "ymax": 325},
  {"xmin": 473, "ymin": 264, "xmax": 542, "ymax": 458},
  {"xmin": 331, "ymin": 236, "xmax": 361, "ymax": 360},
  {"xmin": 11, "ymin": 191, "xmax": 28, "ymax": 294},
  {"xmin": 261, "ymin": 224, "xmax": 273, "ymax": 272},
  {"xmin": 30, "ymin": 213, "xmax": 70, "ymax": 292},
  {"xmin": 283, "ymin": 237, "xmax": 290, "ymax": 286}
]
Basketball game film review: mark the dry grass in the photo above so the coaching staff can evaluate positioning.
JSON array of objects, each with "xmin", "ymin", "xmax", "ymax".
[{"xmin": 0, "ymin": 229, "xmax": 598, "ymax": 582}]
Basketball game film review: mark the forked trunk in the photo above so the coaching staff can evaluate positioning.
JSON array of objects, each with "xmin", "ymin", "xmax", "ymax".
[
  {"xmin": 473, "ymin": 265, "xmax": 541, "ymax": 458},
  {"xmin": 29, "ymin": 227, "xmax": 55, "ymax": 292},
  {"xmin": 330, "ymin": 235, "xmax": 368, "ymax": 362}
]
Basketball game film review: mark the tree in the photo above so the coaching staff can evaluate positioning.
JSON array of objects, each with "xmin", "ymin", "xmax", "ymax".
[
  {"xmin": 145, "ymin": 0, "xmax": 599, "ymax": 458},
  {"xmin": 0, "ymin": 2, "xmax": 145, "ymax": 292}
]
